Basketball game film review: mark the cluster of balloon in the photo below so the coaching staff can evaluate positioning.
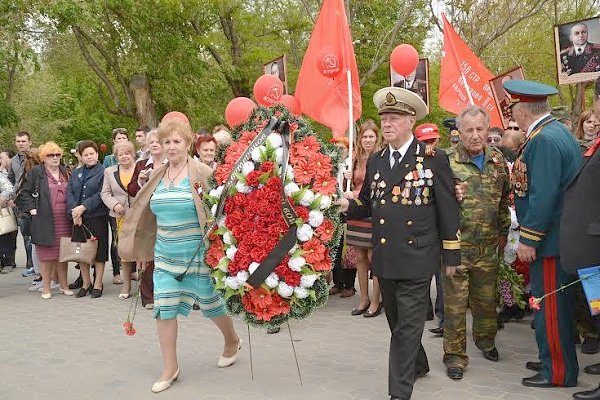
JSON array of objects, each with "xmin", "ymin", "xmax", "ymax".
[
  {"xmin": 224, "ymin": 74, "xmax": 303, "ymax": 128},
  {"xmin": 390, "ymin": 44, "xmax": 419, "ymax": 77}
]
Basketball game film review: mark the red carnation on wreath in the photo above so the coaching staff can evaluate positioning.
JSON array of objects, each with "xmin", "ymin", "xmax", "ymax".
[{"xmin": 203, "ymin": 106, "xmax": 343, "ymax": 327}]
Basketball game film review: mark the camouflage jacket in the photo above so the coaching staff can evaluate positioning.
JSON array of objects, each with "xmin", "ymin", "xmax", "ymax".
[{"xmin": 447, "ymin": 143, "xmax": 511, "ymax": 244}]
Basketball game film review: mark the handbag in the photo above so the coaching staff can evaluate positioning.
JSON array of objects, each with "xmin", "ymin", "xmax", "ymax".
[
  {"xmin": 345, "ymin": 219, "xmax": 373, "ymax": 248},
  {"xmin": 0, "ymin": 206, "xmax": 18, "ymax": 235},
  {"xmin": 59, "ymin": 224, "xmax": 98, "ymax": 265}
]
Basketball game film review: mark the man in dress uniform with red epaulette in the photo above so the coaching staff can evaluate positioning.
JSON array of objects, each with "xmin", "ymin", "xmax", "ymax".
[
  {"xmin": 339, "ymin": 87, "xmax": 461, "ymax": 400},
  {"xmin": 503, "ymin": 79, "xmax": 582, "ymax": 388}
]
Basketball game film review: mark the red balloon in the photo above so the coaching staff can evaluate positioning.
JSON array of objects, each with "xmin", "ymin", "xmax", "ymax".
[
  {"xmin": 253, "ymin": 74, "xmax": 284, "ymax": 106},
  {"xmin": 316, "ymin": 46, "xmax": 343, "ymax": 78},
  {"xmin": 161, "ymin": 111, "xmax": 190, "ymax": 125},
  {"xmin": 225, "ymin": 97, "xmax": 256, "ymax": 128},
  {"xmin": 99, "ymin": 143, "xmax": 108, "ymax": 153},
  {"xmin": 278, "ymin": 95, "xmax": 301, "ymax": 116},
  {"xmin": 390, "ymin": 44, "xmax": 419, "ymax": 77}
]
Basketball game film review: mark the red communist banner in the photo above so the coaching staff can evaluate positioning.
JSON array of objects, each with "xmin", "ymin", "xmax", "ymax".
[
  {"xmin": 439, "ymin": 14, "xmax": 502, "ymax": 127},
  {"xmin": 295, "ymin": 0, "xmax": 361, "ymax": 137}
]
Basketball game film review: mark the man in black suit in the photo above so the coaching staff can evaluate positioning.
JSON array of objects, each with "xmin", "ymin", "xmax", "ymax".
[
  {"xmin": 339, "ymin": 87, "xmax": 461, "ymax": 400},
  {"xmin": 562, "ymin": 78, "xmax": 600, "ymax": 400}
]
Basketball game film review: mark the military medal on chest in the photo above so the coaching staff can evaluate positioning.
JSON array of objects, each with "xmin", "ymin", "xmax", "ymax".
[{"xmin": 511, "ymin": 158, "xmax": 528, "ymax": 197}]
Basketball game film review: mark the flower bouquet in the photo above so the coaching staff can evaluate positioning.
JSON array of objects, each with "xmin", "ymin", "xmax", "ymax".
[
  {"xmin": 497, "ymin": 259, "xmax": 526, "ymax": 309},
  {"xmin": 204, "ymin": 106, "xmax": 343, "ymax": 327}
]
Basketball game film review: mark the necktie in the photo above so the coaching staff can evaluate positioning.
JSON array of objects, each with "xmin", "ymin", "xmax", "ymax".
[{"xmin": 392, "ymin": 151, "xmax": 401, "ymax": 169}]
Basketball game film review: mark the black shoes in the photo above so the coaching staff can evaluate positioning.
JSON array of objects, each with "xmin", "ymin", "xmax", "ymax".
[
  {"xmin": 267, "ymin": 327, "xmax": 281, "ymax": 334},
  {"xmin": 521, "ymin": 372, "xmax": 576, "ymax": 388},
  {"xmin": 573, "ymin": 385, "xmax": 600, "ymax": 400},
  {"xmin": 350, "ymin": 301, "xmax": 370, "ymax": 316},
  {"xmin": 525, "ymin": 361, "xmax": 542, "ymax": 372},
  {"xmin": 483, "ymin": 347, "xmax": 499, "ymax": 362},
  {"xmin": 415, "ymin": 365, "xmax": 430, "ymax": 379},
  {"xmin": 429, "ymin": 327, "xmax": 444, "ymax": 336},
  {"xmin": 91, "ymin": 287, "xmax": 103, "ymax": 298},
  {"xmin": 585, "ymin": 363, "xmax": 600, "ymax": 375},
  {"xmin": 447, "ymin": 367, "xmax": 463, "ymax": 380},
  {"xmin": 68, "ymin": 274, "xmax": 83, "ymax": 290},
  {"xmin": 363, "ymin": 304, "xmax": 383, "ymax": 318},
  {"xmin": 582, "ymin": 337, "xmax": 600, "ymax": 354}
]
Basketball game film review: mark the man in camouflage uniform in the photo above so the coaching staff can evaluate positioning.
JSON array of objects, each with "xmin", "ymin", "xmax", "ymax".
[{"xmin": 442, "ymin": 105, "xmax": 511, "ymax": 380}]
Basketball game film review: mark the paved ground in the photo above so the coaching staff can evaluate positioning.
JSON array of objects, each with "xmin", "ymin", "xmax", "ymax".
[{"xmin": 0, "ymin": 237, "xmax": 597, "ymax": 400}]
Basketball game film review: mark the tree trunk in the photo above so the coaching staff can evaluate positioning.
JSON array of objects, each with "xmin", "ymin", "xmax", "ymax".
[{"xmin": 129, "ymin": 74, "xmax": 157, "ymax": 128}]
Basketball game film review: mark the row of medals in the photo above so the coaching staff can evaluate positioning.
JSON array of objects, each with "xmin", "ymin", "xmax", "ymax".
[
  {"xmin": 511, "ymin": 159, "xmax": 528, "ymax": 197},
  {"xmin": 371, "ymin": 156, "xmax": 434, "ymax": 206}
]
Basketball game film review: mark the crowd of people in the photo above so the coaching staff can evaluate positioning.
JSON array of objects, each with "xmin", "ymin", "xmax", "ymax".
[{"xmin": 1, "ymin": 77, "xmax": 600, "ymax": 399}]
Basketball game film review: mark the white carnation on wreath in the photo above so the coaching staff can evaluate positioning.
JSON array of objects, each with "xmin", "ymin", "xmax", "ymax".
[
  {"xmin": 248, "ymin": 262, "xmax": 260, "ymax": 274},
  {"xmin": 277, "ymin": 281, "xmax": 294, "ymax": 298},
  {"xmin": 319, "ymin": 195, "xmax": 332, "ymax": 210},
  {"xmin": 286, "ymin": 166, "xmax": 294, "ymax": 180},
  {"xmin": 242, "ymin": 160, "xmax": 255, "ymax": 175},
  {"xmin": 284, "ymin": 182, "xmax": 301, "ymax": 196},
  {"xmin": 217, "ymin": 216, "xmax": 226, "ymax": 228},
  {"xmin": 225, "ymin": 276, "xmax": 241, "ymax": 290},
  {"xmin": 211, "ymin": 204, "xmax": 217, "ymax": 217},
  {"xmin": 275, "ymin": 147, "xmax": 284, "ymax": 164},
  {"xmin": 265, "ymin": 273, "xmax": 279, "ymax": 289},
  {"xmin": 308, "ymin": 210, "xmax": 324, "ymax": 227},
  {"xmin": 225, "ymin": 245, "xmax": 237, "ymax": 260},
  {"xmin": 223, "ymin": 231, "xmax": 234, "ymax": 245},
  {"xmin": 267, "ymin": 132, "xmax": 283, "ymax": 149},
  {"xmin": 236, "ymin": 270, "xmax": 249, "ymax": 284},
  {"xmin": 300, "ymin": 274, "xmax": 317, "ymax": 288},
  {"xmin": 296, "ymin": 224, "xmax": 314, "ymax": 242},
  {"xmin": 299, "ymin": 189, "xmax": 315, "ymax": 206},
  {"xmin": 288, "ymin": 255, "xmax": 306, "ymax": 271},
  {"xmin": 251, "ymin": 145, "xmax": 266, "ymax": 163},
  {"xmin": 294, "ymin": 286, "xmax": 309, "ymax": 299},
  {"xmin": 235, "ymin": 181, "xmax": 251, "ymax": 193}
]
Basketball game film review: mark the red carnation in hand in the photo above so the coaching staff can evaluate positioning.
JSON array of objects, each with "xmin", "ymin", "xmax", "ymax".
[
  {"xmin": 123, "ymin": 321, "xmax": 137, "ymax": 336},
  {"xmin": 528, "ymin": 296, "xmax": 541, "ymax": 312}
]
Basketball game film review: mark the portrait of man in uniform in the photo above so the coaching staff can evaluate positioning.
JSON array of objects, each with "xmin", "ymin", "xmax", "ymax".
[
  {"xmin": 490, "ymin": 66, "xmax": 525, "ymax": 129},
  {"xmin": 391, "ymin": 58, "xmax": 430, "ymax": 112},
  {"xmin": 555, "ymin": 17, "xmax": 600, "ymax": 85},
  {"xmin": 263, "ymin": 55, "xmax": 288, "ymax": 94}
]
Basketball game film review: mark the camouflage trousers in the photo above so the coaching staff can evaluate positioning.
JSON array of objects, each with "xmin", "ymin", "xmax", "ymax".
[{"xmin": 443, "ymin": 243, "xmax": 499, "ymax": 369}]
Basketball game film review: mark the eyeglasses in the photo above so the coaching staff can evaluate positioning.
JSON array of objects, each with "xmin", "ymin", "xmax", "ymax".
[
  {"xmin": 505, "ymin": 126, "xmax": 520, "ymax": 131},
  {"xmin": 47, "ymin": 153, "xmax": 62, "ymax": 158},
  {"xmin": 487, "ymin": 137, "xmax": 501, "ymax": 144}
]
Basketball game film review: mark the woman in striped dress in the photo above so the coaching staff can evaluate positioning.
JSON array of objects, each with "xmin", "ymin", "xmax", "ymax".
[{"xmin": 119, "ymin": 117, "xmax": 241, "ymax": 394}]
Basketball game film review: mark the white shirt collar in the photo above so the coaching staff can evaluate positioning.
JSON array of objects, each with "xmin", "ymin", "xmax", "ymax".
[
  {"xmin": 526, "ymin": 114, "xmax": 551, "ymax": 137},
  {"xmin": 388, "ymin": 137, "xmax": 413, "ymax": 168}
]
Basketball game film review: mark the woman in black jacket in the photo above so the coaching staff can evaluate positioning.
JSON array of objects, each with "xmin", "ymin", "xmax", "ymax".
[
  {"xmin": 19, "ymin": 142, "xmax": 72, "ymax": 299},
  {"xmin": 67, "ymin": 141, "xmax": 109, "ymax": 298}
]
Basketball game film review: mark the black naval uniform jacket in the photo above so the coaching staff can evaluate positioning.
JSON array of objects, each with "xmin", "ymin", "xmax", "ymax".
[
  {"xmin": 560, "ymin": 144, "xmax": 600, "ymax": 273},
  {"xmin": 347, "ymin": 138, "xmax": 461, "ymax": 280}
]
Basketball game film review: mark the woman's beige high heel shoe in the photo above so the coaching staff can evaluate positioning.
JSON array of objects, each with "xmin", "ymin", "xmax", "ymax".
[
  {"xmin": 217, "ymin": 338, "xmax": 242, "ymax": 368},
  {"xmin": 151, "ymin": 368, "xmax": 179, "ymax": 393}
]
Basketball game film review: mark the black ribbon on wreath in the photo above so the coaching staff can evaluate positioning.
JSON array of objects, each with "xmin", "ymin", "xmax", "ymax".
[{"xmin": 175, "ymin": 117, "xmax": 298, "ymax": 284}]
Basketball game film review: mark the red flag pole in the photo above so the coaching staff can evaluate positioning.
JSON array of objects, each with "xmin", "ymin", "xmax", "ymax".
[
  {"xmin": 443, "ymin": 14, "xmax": 475, "ymax": 105},
  {"xmin": 346, "ymin": 67, "xmax": 353, "ymax": 192}
]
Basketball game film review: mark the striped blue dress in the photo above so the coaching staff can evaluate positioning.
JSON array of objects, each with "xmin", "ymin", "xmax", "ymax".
[{"xmin": 149, "ymin": 177, "xmax": 225, "ymax": 320}]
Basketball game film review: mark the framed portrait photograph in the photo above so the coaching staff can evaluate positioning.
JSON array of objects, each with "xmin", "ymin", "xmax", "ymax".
[
  {"xmin": 490, "ymin": 66, "xmax": 526, "ymax": 129},
  {"xmin": 554, "ymin": 16, "xmax": 600, "ymax": 85},
  {"xmin": 390, "ymin": 58, "xmax": 430, "ymax": 112},
  {"xmin": 263, "ymin": 55, "xmax": 288, "ymax": 94}
]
